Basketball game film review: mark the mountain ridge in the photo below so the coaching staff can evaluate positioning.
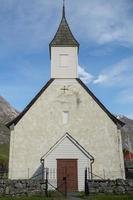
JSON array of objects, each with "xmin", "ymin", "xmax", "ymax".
[
  {"xmin": 119, "ymin": 116, "xmax": 133, "ymax": 153},
  {"xmin": 0, "ymin": 96, "xmax": 19, "ymax": 144},
  {"xmin": 0, "ymin": 96, "xmax": 133, "ymax": 155}
]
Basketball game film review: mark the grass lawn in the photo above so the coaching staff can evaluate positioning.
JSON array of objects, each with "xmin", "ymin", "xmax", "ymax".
[
  {"xmin": 0, "ymin": 194, "xmax": 133, "ymax": 200},
  {"xmin": 0, "ymin": 198, "xmax": 52, "ymax": 200},
  {"xmin": 0, "ymin": 144, "xmax": 9, "ymax": 165},
  {"xmin": 82, "ymin": 194, "xmax": 133, "ymax": 200}
]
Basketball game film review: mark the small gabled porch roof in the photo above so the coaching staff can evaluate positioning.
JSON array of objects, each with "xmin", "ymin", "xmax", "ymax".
[{"xmin": 41, "ymin": 132, "xmax": 94, "ymax": 161}]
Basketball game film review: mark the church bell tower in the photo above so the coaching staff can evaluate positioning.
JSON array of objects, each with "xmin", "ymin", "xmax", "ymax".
[{"xmin": 49, "ymin": 1, "xmax": 79, "ymax": 79}]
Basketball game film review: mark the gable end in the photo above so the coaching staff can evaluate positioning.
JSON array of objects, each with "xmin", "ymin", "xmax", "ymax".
[
  {"xmin": 76, "ymin": 78, "xmax": 124, "ymax": 127},
  {"xmin": 41, "ymin": 132, "xmax": 94, "ymax": 161},
  {"xmin": 6, "ymin": 78, "xmax": 55, "ymax": 128}
]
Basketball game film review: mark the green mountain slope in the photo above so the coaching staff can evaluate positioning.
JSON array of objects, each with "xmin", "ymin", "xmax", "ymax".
[
  {"xmin": 0, "ymin": 144, "xmax": 9, "ymax": 166},
  {"xmin": 0, "ymin": 96, "xmax": 19, "ymax": 167}
]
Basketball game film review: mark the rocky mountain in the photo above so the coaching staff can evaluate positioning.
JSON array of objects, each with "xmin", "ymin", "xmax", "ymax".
[
  {"xmin": 117, "ymin": 116, "xmax": 133, "ymax": 153},
  {"xmin": 0, "ymin": 96, "xmax": 19, "ymax": 144},
  {"xmin": 0, "ymin": 96, "xmax": 18, "ymax": 124},
  {"xmin": 117, "ymin": 116, "xmax": 133, "ymax": 171},
  {"xmin": 0, "ymin": 94, "xmax": 133, "ymax": 151}
]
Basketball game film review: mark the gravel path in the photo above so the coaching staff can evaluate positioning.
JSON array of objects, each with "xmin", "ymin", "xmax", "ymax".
[
  {"xmin": 67, "ymin": 193, "xmax": 82, "ymax": 200},
  {"xmin": 51, "ymin": 191, "xmax": 83, "ymax": 200}
]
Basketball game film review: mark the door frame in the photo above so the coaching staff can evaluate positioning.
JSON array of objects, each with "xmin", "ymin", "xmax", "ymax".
[{"xmin": 57, "ymin": 159, "xmax": 78, "ymax": 192}]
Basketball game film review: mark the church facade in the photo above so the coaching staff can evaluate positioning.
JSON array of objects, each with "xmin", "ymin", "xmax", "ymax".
[{"xmin": 7, "ymin": 4, "xmax": 125, "ymax": 191}]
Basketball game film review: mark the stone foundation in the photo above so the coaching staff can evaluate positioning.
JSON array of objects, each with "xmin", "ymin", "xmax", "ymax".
[
  {"xmin": 87, "ymin": 179, "xmax": 133, "ymax": 194},
  {"xmin": 0, "ymin": 180, "xmax": 46, "ymax": 196},
  {"xmin": 0, "ymin": 179, "xmax": 133, "ymax": 196}
]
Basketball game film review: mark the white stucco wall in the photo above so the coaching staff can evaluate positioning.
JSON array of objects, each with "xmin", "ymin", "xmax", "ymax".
[
  {"xmin": 51, "ymin": 47, "xmax": 78, "ymax": 78},
  {"xmin": 44, "ymin": 136, "xmax": 90, "ymax": 191},
  {"xmin": 9, "ymin": 78, "xmax": 125, "ymax": 183}
]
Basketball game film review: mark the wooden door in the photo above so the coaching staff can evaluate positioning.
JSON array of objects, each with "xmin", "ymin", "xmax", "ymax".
[{"xmin": 57, "ymin": 159, "xmax": 78, "ymax": 192}]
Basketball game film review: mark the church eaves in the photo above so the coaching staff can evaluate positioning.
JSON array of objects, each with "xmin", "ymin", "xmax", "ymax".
[
  {"xmin": 76, "ymin": 79, "xmax": 125, "ymax": 127},
  {"xmin": 49, "ymin": 3, "xmax": 79, "ymax": 48},
  {"xmin": 6, "ymin": 79, "xmax": 55, "ymax": 128},
  {"xmin": 41, "ymin": 132, "xmax": 94, "ymax": 161},
  {"xmin": 6, "ymin": 78, "xmax": 124, "ymax": 128}
]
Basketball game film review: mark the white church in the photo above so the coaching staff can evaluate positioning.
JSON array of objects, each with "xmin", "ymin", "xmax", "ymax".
[{"xmin": 7, "ymin": 3, "xmax": 125, "ymax": 191}]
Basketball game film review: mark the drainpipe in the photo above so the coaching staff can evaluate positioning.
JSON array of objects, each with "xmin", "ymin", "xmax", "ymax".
[
  {"xmin": 40, "ymin": 158, "xmax": 45, "ymax": 181},
  {"xmin": 90, "ymin": 159, "xmax": 94, "ymax": 180}
]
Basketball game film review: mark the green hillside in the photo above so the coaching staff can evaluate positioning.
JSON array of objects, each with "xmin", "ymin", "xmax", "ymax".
[{"xmin": 0, "ymin": 144, "xmax": 9, "ymax": 166}]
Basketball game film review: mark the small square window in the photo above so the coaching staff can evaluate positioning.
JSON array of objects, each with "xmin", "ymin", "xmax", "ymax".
[
  {"xmin": 60, "ymin": 54, "xmax": 69, "ymax": 67},
  {"xmin": 62, "ymin": 111, "xmax": 69, "ymax": 124}
]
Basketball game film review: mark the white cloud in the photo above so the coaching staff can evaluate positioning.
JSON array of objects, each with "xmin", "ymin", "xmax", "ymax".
[
  {"xmin": 0, "ymin": 0, "xmax": 133, "ymax": 55},
  {"xmin": 116, "ymin": 88, "xmax": 133, "ymax": 104},
  {"xmin": 78, "ymin": 66, "xmax": 94, "ymax": 84},
  {"xmin": 70, "ymin": 0, "xmax": 133, "ymax": 46},
  {"xmin": 93, "ymin": 56, "xmax": 133, "ymax": 106},
  {"xmin": 93, "ymin": 74, "xmax": 108, "ymax": 84},
  {"xmin": 127, "ymin": 114, "xmax": 133, "ymax": 120},
  {"xmin": 93, "ymin": 56, "xmax": 133, "ymax": 87},
  {"xmin": 0, "ymin": 0, "xmax": 60, "ymax": 52}
]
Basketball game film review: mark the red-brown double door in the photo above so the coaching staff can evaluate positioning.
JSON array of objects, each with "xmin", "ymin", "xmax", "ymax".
[{"xmin": 57, "ymin": 159, "xmax": 78, "ymax": 192}]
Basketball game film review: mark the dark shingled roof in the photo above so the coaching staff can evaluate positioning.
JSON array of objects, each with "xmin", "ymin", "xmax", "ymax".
[
  {"xmin": 49, "ymin": 5, "xmax": 79, "ymax": 48},
  {"xmin": 6, "ymin": 79, "xmax": 55, "ymax": 127},
  {"xmin": 76, "ymin": 79, "xmax": 125, "ymax": 127},
  {"xmin": 6, "ymin": 78, "xmax": 124, "ymax": 128}
]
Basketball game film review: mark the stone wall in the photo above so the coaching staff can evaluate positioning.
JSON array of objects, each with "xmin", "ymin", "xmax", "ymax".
[
  {"xmin": 0, "ymin": 180, "xmax": 46, "ymax": 196},
  {"xmin": 1, "ymin": 179, "xmax": 133, "ymax": 196},
  {"xmin": 87, "ymin": 179, "xmax": 133, "ymax": 194}
]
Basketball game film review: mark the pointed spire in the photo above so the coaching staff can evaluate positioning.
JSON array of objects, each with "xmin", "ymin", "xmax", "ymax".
[
  {"xmin": 62, "ymin": 0, "xmax": 65, "ymax": 18},
  {"xmin": 49, "ymin": 1, "xmax": 79, "ymax": 48}
]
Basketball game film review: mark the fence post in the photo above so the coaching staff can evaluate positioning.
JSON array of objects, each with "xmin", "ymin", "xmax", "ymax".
[
  {"xmin": 28, "ymin": 168, "xmax": 30, "ymax": 179},
  {"xmin": 85, "ymin": 168, "xmax": 89, "ymax": 195},
  {"xmin": 103, "ymin": 169, "xmax": 106, "ymax": 179},
  {"xmin": 40, "ymin": 159, "xmax": 44, "ymax": 181},
  {"xmin": 63, "ymin": 177, "xmax": 67, "ymax": 198},
  {"xmin": 45, "ymin": 168, "xmax": 48, "ymax": 197}
]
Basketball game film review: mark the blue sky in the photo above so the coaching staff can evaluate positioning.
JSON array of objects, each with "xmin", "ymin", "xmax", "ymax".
[{"xmin": 0, "ymin": 0, "xmax": 133, "ymax": 119}]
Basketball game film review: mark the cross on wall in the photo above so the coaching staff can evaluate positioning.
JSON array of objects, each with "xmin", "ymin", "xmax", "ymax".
[{"xmin": 61, "ymin": 86, "xmax": 69, "ymax": 94}]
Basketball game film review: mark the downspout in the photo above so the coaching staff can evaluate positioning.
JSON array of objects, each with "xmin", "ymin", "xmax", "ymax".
[
  {"xmin": 90, "ymin": 159, "xmax": 94, "ymax": 180},
  {"xmin": 40, "ymin": 158, "xmax": 45, "ymax": 181},
  {"xmin": 9, "ymin": 123, "xmax": 15, "ymax": 179},
  {"xmin": 116, "ymin": 123, "xmax": 125, "ymax": 179}
]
